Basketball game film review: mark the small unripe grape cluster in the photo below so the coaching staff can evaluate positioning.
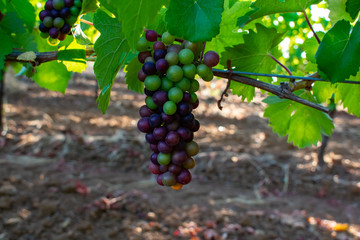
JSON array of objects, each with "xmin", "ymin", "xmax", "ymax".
[
  {"xmin": 38, "ymin": 0, "xmax": 82, "ymax": 42},
  {"xmin": 137, "ymin": 30, "xmax": 219, "ymax": 190}
]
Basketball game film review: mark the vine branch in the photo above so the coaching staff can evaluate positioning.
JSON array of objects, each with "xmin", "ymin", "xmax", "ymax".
[{"xmin": 303, "ymin": 10, "xmax": 321, "ymax": 44}]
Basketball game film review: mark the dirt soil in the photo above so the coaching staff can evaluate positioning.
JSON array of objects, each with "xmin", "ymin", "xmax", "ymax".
[{"xmin": 1, "ymin": 66, "xmax": 360, "ymax": 240}]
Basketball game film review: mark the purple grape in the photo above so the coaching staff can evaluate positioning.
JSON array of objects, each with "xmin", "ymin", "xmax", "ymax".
[
  {"xmin": 149, "ymin": 162, "xmax": 161, "ymax": 174},
  {"xmin": 60, "ymin": 7, "xmax": 71, "ymax": 18},
  {"xmin": 181, "ymin": 114, "xmax": 195, "ymax": 127},
  {"xmin": 138, "ymin": 51, "xmax": 152, "ymax": 64},
  {"xmin": 177, "ymin": 169, "xmax": 192, "ymax": 185},
  {"xmin": 50, "ymin": 9, "xmax": 60, "ymax": 18},
  {"xmin": 177, "ymin": 127, "xmax": 192, "ymax": 140},
  {"xmin": 39, "ymin": 10, "xmax": 51, "ymax": 21},
  {"xmin": 168, "ymin": 164, "xmax": 182, "ymax": 175},
  {"xmin": 139, "ymin": 105, "xmax": 155, "ymax": 117},
  {"xmin": 189, "ymin": 119, "xmax": 200, "ymax": 132},
  {"xmin": 192, "ymin": 99, "xmax": 199, "ymax": 109},
  {"xmin": 145, "ymin": 30, "xmax": 158, "ymax": 42},
  {"xmin": 166, "ymin": 121, "xmax": 179, "ymax": 131},
  {"xmin": 158, "ymin": 141, "xmax": 173, "ymax": 153},
  {"xmin": 150, "ymin": 152, "xmax": 159, "ymax": 165},
  {"xmin": 64, "ymin": 0, "xmax": 74, "ymax": 7},
  {"xmin": 157, "ymin": 174, "xmax": 164, "ymax": 186},
  {"xmin": 138, "ymin": 70, "xmax": 147, "ymax": 82},
  {"xmin": 45, "ymin": 0, "xmax": 54, "ymax": 11},
  {"xmin": 167, "ymin": 44, "xmax": 182, "ymax": 54},
  {"xmin": 172, "ymin": 151, "xmax": 187, "ymax": 165},
  {"xmin": 184, "ymin": 131, "xmax": 194, "ymax": 142},
  {"xmin": 173, "ymin": 141, "xmax": 186, "ymax": 151},
  {"xmin": 153, "ymin": 49, "xmax": 166, "ymax": 61},
  {"xmin": 203, "ymin": 51, "xmax": 220, "ymax": 67},
  {"xmin": 144, "ymin": 88, "xmax": 155, "ymax": 96},
  {"xmin": 183, "ymin": 92, "xmax": 191, "ymax": 102},
  {"xmin": 149, "ymin": 114, "xmax": 162, "ymax": 128},
  {"xmin": 165, "ymin": 131, "xmax": 180, "ymax": 146},
  {"xmin": 145, "ymin": 133, "xmax": 158, "ymax": 144},
  {"xmin": 153, "ymin": 127, "xmax": 168, "ymax": 141},
  {"xmin": 150, "ymin": 144, "xmax": 159, "ymax": 153},
  {"xmin": 162, "ymin": 172, "xmax": 176, "ymax": 186},
  {"xmin": 152, "ymin": 90, "xmax": 168, "ymax": 106},
  {"xmin": 156, "ymin": 59, "xmax": 169, "ymax": 74},
  {"xmin": 137, "ymin": 117, "xmax": 152, "ymax": 133},
  {"xmin": 159, "ymin": 165, "xmax": 169, "ymax": 173},
  {"xmin": 49, "ymin": 27, "xmax": 60, "ymax": 39},
  {"xmin": 60, "ymin": 23, "xmax": 71, "ymax": 34},
  {"xmin": 39, "ymin": 23, "xmax": 49, "ymax": 33},
  {"xmin": 153, "ymin": 41, "xmax": 166, "ymax": 50},
  {"xmin": 142, "ymin": 62, "xmax": 156, "ymax": 75},
  {"xmin": 178, "ymin": 102, "xmax": 193, "ymax": 116},
  {"xmin": 161, "ymin": 113, "xmax": 174, "ymax": 124}
]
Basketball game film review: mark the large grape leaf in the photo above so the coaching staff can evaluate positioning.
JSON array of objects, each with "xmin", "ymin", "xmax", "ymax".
[
  {"xmin": 33, "ymin": 62, "xmax": 71, "ymax": 93},
  {"xmin": 58, "ymin": 40, "xmax": 87, "ymax": 73},
  {"xmin": 165, "ymin": 0, "xmax": 223, "ymax": 42},
  {"xmin": 7, "ymin": 0, "xmax": 36, "ymax": 31},
  {"xmin": 245, "ymin": 0, "xmax": 321, "ymax": 21},
  {"xmin": 327, "ymin": 0, "xmax": 352, "ymax": 23},
  {"xmin": 206, "ymin": 0, "xmax": 252, "ymax": 55},
  {"xmin": 93, "ymin": 9, "xmax": 130, "ymax": 113},
  {"xmin": 81, "ymin": 0, "xmax": 98, "ymax": 14},
  {"xmin": 221, "ymin": 24, "xmax": 284, "ymax": 101},
  {"xmin": 263, "ymin": 90, "xmax": 334, "ymax": 148},
  {"xmin": 316, "ymin": 20, "xmax": 360, "ymax": 83},
  {"xmin": 0, "ymin": 27, "xmax": 13, "ymax": 71},
  {"xmin": 124, "ymin": 57, "xmax": 144, "ymax": 93},
  {"xmin": 117, "ymin": 0, "xmax": 164, "ymax": 51},
  {"xmin": 335, "ymin": 72, "xmax": 360, "ymax": 117},
  {"xmin": 346, "ymin": 0, "xmax": 360, "ymax": 20}
]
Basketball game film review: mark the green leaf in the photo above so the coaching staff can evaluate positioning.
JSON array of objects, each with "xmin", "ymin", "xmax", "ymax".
[
  {"xmin": 81, "ymin": 0, "xmax": 98, "ymax": 14},
  {"xmin": 117, "ymin": 0, "xmax": 164, "ymax": 51},
  {"xmin": 58, "ymin": 40, "xmax": 87, "ymax": 73},
  {"xmin": 124, "ymin": 57, "xmax": 144, "ymax": 93},
  {"xmin": 221, "ymin": 24, "xmax": 284, "ymax": 101},
  {"xmin": 263, "ymin": 90, "xmax": 334, "ymax": 148},
  {"xmin": 33, "ymin": 62, "xmax": 71, "ymax": 93},
  {"xmin": 247, "ymin": 0, "xmax": 321, "ymax": 21},
  {"xmin": 147, "ymin": 7, "xmax": 167, "ymax": 35},
  {"xmin": 327, "ymin": 0, "xmax": 352, "ymax": 23},
  {"xmin": 8, "ymin": 0, "xmax": 36, "ymax": 31},
  {"xmin": 206, "ymin": 0, "xmax": 252, "ymax": 55},
  {"xmin": 93, "ymin": 9, "xmax": 130, "ymax": 113},
  {"xmin": 165, "ymin": 0, "xmax": 223, "ymax": 42},
  {"xmin": 96, "ymin": 83, "xmax": 112, "ymax": 114},
  {"xmin": 346, "ymin": 0, "xmax": 360, "ymax": 20},
  {"xmin": 72, "ymin": 23, "xmax": 93, "ymax": 45},
  {"xmin": 302, "ymin": 32, "xmax": 324, "ymax": 63},
  {"xmin": 316, "ymin": 20, "xmax": 360, "ymax": 83},
  {"xmin": 0, "ymin": 27, "xmax": 13, "ymax": 71},
  {"xmin": 335, "ymin": 72, "xmax": 360, "ymax": 116},
  {"xmin": 0, "ymin": 12, "xmax": 26, "ymax": 34},
  {"xmin": 312, "ymin": 81, "xmax": 335, "ymax": 104}
]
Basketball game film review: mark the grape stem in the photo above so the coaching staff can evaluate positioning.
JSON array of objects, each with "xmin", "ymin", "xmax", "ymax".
[
  {"xmin": 80, "ymin": 19, "xmax": 94, "ymax": 26},
  {"xmin": 303, "ymin": 10, "xmax": 321, "ymax": 44},
  {"xmin": 268, "ymin": 54, "xmax": 293, "ymax": 78},
  {"xmin": 212, "ymin": 69, "xmax": 330, "ymax": 113},
  {"xmin": 199, "ymin": 41, "xmax": 206, "ymax": 62}
]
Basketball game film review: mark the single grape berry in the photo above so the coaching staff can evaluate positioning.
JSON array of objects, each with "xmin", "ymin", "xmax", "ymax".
[
  {"xmin": 53, "ymin": 17, "xmax": 65, "ymax": 29},
  {"xmin": 64, "ymin": 0, "xmax": 74, "ymax": 7},
  {"xmin": 70, "ymin": 6, "xmax": 80, "ymax": 16},
  {"xmin": 146, "ymin": 30, "xmax": 158, "ymax": 42},
  {"xmin": 137, "ymin": 37, "xmax": 150, "ymax": 52},
  {"xmin": 139, "ymin": 105, "xmax": 155, "ymax": 118},
  {"xmin": 153, "ymin": 41, "xmax": 166, "ymax": 51},
  {"xmin": 152, "ymin": 90, "xmax": 168, "ymax": 106},
  {"xmin": 49, "ymin": 27, "xmax": 60, "ymax": 39},
  {"xmin": 74, "ymin": 0, "xmax": 82, "ymax": 7},
  {"xmin": 138, "ymin": 70, "xmax": 147, "ymax": 82},
  {"xmin": 138, "ymin": 51, "xmax": 152, "ymax": 64},
  {"xmin": 156, "ymin": 59, "xmax": 169, "ymax": 74},
  {"xmin": 203, "ymin": 51, "xmax": 220, "ymax": 67},
  {"xmin": 43, "ymin": 16, "xmax": 53, "ymax": 28},
  {"xmin": 153, "ymin": 49, "xmax": 166, "ymax": 61},
  {"xmin": 137, "ymin": 117, "xmax": 152, "ymax": 133},
  {"xmin": 50, "ymin": 9, "xmax": 60, "ymax": 18},
  {"xmin": 60, "ymin": 24, "xmax": 71, "ymax": 34},
  {"xmin": 39, "ymin": 10, "xmax": 50, "ymax": 21},
  {"xmin": 177, "ymin": 169, "xmax": 192, "ymax": 185},
  {"xmin": 53, "ymin": 0, "xmax": 65, "ymax": 10},
  {"xmin": 142, "ymin": 62, "xmax": 157, "ymax": 75},
  {"xmin": 178, "ymin": 49, "xmax": 194, "ymax": 65},
  {"xmin": 162, "ymin": 32, "xmax": 175, "ymax": 45},
  {"xmin": 45, "ymin": 0, "xmax": 54, "ymax": 11},
  {"xmin": 39, "ymin": 23, "xmax": 49, "ymax": 33},
  {"xmin": 60, "ymin": 8, "xmax": 71, "ymax": 18}
]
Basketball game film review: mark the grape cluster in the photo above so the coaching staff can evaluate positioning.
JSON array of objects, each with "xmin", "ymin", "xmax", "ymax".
[
  {"xmin": 38, "ymin": 0, "xmax": 82, "ymax": 42},
  {"xmin": 137, "ymin": 30, "xmax": 219, "ymax": 190}
]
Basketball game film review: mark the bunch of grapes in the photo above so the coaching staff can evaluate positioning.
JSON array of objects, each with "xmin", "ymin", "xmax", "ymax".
[
  {"xmin": 38, "ymin": 0, "xmax": 82, "ymax": 43},
  {"xmin": 137, "ymin": 30, "xmax": 219, "ymax": 190}
]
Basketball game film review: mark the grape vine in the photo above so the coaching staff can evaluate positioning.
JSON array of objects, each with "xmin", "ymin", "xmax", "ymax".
[{"xmin": 1, "ymin": 0, "xmax": 360, "ymax": 187}]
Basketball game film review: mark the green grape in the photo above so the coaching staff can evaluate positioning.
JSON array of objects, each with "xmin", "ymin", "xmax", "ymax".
[
  {"xmin": 166, "ymin": 65, "xmax": 183, "ymax": 82},
  {"xmin": 145, "ymin": 97, "xmax": 158, "ymax": 110},
  {"xmin": 189, "ymin": 79, "xmax": 200, "ymax": 92},
  {"xmin": 74, "ymin": 0, "xmax": 82, "ymax": 7},
  {"xmin": 157, "ymin": 153, "xmax": 171, "ymax": 165},
  {"xmin": 168, "ymin": 87, "xmax": 183, "ymax": 103},
  {"xmin": 161, "ymin": 77, "xmax": 174, "ymax": 92},
  {"xmin": 182, "ymin": 64, "xmax": 196, "ymax": 79},
  {"xmin": 137, "ymin": 37, "xmax": 150, "ymax": 52},
  {"xmin": 185, "ymin": 141, "xmax": 199, "ymax": 156},
  {"xmin": 197, "ymin": 64, "xmax": 212, "ymax": 80},
  {"xmin": 40, "ymin": 32, "xmax": 49, "ymax": 39},
  {"xmin": 53, "ymin": 17, "xmax": 65, "ymax": 29},
  {"xmin": 53, "ymin": 0, "xmax": 65, "ymax": 10},
  {"xmin": 190, "ymin": 92, "xmax": 198, "ymax": 103},
  {"xmin": 163, "ymin": 101, "xmax": 177, "ymax": 115},
  {"xmin": 70, "ymin": 6, "xmax": 79, "ymax": 16},
  {"xmin": 43, "ymin": 16, "xmax": 53, "ymax": 28},
  {"xmin": 66, "ymin": 16, "xmax": 77, "ymax": 25},
  {"xmin": 165, "ymin": 52, "xmax": 179, "ymax": 66},
  {"xmin": 175, "ymin": 78, "xmax": 191, "ymax": 91},
  {"xmin": 162, "ymin": 32, "xmax": 175, "ymax": 45},
  {"xmin": 144, "ymin": 75, "xmax": 161, "ymax": 91},
  {"xmin": 178, "ymin": 49, "xmax": 194, "ymax": 65}
]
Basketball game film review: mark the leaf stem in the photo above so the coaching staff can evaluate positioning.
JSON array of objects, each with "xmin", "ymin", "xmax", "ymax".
[
  {"xmin": 80, "ymin": 19, "xmax": 94, "ymax": 26},
  {"xmin": 268, "ymin": 54, "xmax": 292, "ymax": 76},
  {"xmin": 0, "ymin": 11, "xmax": 4, "ymax": 23},
  {"xmin": 303, "ymin": 10, "xmax": 320, "ymax": 44}
]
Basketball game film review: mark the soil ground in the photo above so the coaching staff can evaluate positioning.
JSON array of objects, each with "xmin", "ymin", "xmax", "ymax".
[{"xmin": 1, "ymin": 66, "xmax": 360, "ymax": 240}]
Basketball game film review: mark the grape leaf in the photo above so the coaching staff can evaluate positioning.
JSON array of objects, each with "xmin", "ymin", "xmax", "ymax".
[
  {"xmin": 165, "ymin": 0, "xmax": 223, "ymax": 42},
  {"xmin": 58, "ymin": 40, "xmax": 87, "ymax": 73},
  {"xmin": 312, "ymin": 81, "xmax": 335, "ymax": 104},
  {"xmin": 124, "ymin": 57, "xmax": 144, "ymax": 94},
  {"xmin": 117, "ymin": 0, "xmax": 164, "ymax": 51},
  {"xmin": 346, "ymin": 0, "xmax": 360, "ymax": 20},
  {"xmin": 72, "ymin": 23, "xmax": 93, "ymax": 45},
  {"xmin": 81, "ymin": 0, "xmax": 98, "ymax": 14},
  {"xmin": 33, "ymin": 62, "xmax": 71, "ymax": 93},
  {"xmin": 327, "ymin": 0, "xmax": 352, "ymax": 23},
  {"xmin": 335, "ymin": 72, "xmax": 360, "ymax": 117},
  {"xmin": 245, "ymin": 0, "xmax": 321, "ymax": 21},
  {"xmin": 316, "ymin": 20, "xmax": 360, "ymax": 83},
  {"xmin": 302, "ymin": 32, "xmax": 324, "ymax": 63},
  {"xmin": 263, "ymin": 90, "xmax": 334, "ymax": 148},
  {"xmin": 0, "ymin": 12, "xmax": 26, "ymax": 34},
  {"xmin": 206, "ymin": 0, "xmax": 252, "ymax": 55},
  {"xmin": 93, "ymin": 9, "xmax": 130, "ymax": 113},
  {"xmin": 0, "ymin": 27, "xmax": 13, "ymax": 71},
  {"xmin": 7, "ymin": 0, "xmax": 36, "ymax": 31},
  {"xmin": 221, "ymin": 24, "xmax": 284, "ymax": 101},
  {"xmin": 96, "ymin": 83, "xmax": 112, "ymax": 115}
]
